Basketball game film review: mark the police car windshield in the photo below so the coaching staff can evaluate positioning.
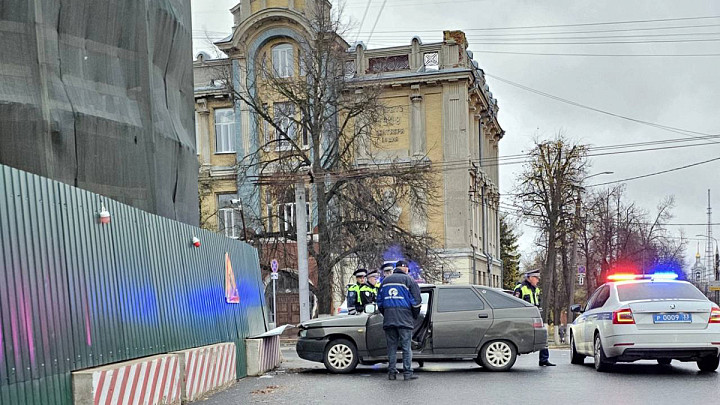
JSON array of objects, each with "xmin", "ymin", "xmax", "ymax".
[{"xmin": 616, "ymin": 282, "xmax": 706, "ymax": 302}]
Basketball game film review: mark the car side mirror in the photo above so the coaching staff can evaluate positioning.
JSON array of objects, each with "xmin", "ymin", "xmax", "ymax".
[
  {"xmin": 570, "ymin": 304, "xmax": 583, "ymax": 313},
  {"xmin": 365, "ymin": 303, "xmax": 377, "ymax": 314}
]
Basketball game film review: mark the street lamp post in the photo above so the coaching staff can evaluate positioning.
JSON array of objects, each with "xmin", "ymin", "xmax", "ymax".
[{"xmin": 567, "ymin": 171, "xmax": 613, "ymax": 335}]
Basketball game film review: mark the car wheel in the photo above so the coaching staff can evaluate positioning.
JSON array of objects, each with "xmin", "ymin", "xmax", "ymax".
[
  {"xmin": 570, "ymin": 334, "xmax": 585, "ymax": 365},
  {"xmin": 697, "ymin": 355, "xmax": 719, "ymax": 372},
  {"xmin": 323, "ymin": 339, "xmax": 359, "ymax": 374},
  {"xmin": 657, "ymin": 359, "xmax": 672, "ymax": 366},
  {"xmin": 417, "ymin": 361, "xmax": 424, "ymax": 368},
  {"xmin": 479, "ymin": 340, "xmax": 517, "ymax": 372},
  {"xmin": 593, "ymin": 334, "xmax": 611, "ymax": 372}
]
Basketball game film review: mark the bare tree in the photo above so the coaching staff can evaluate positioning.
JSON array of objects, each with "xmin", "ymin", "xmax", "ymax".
[
  {"xmin": 515, "ymin": 135, "xmax": 588, "ymax": 318},
  {"xmin": 212, "ymin": 1, "xmax": 442, "ymax": 314},
  {"xmin": 580, "ymin": 186, "xmax": 687, "ymax": 296}
]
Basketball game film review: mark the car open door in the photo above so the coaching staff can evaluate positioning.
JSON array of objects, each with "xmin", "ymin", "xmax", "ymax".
[
  {"xmin": 366, "ymin": 290, "xmax": 432, "ymax": 357},
  {"xmin": 432, "ymin": 287, "xmax": 492, "ymax": 355}
]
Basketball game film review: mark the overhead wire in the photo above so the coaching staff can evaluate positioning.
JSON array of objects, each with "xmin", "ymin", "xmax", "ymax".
[{"xmin": 347, "ymin": 15, "xmax": 720, "ymax": 33}]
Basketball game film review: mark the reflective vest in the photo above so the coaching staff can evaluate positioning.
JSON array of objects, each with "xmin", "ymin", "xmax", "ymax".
[
  {"xmin": 348, "ymin": 284, "xmax": 364, "ymax": 305},
  {"xmin": 514, "ymin": 282, "xmax": 541, "ymax": 306}
]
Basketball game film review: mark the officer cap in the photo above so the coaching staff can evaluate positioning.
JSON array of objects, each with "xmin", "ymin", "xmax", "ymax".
[
  {"xmin": 367, "ymin": 270, "xmax": 379, "ymax": 278},
  {"xmin": 395, "ymin": 260, "xmax": 409, "ymax": 268},
  {"xmin": 524, "ymin": 269, "xmax": 541, "ymax": 278},
  {"xmin": 381, "ymin": 263, "xmax": 394, "ymax": 272},
  {"xmin": 353, "ymin": 268, "xmax": 368, "ymax": 277}
]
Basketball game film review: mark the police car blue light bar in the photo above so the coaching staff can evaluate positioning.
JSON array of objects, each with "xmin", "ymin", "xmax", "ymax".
[{"xmin": 649, "ymin": 272, "xmax": 678, "ymax": 280}]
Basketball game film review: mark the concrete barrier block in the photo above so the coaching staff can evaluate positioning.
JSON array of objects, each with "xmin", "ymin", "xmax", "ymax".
[
  {"xmin": 245, "ymin": 335, "xmax": 280, "ymax": 376},
  {"xmin": 72, "ymin": 354, "xmax": 181, "ymax": 405},
  {"xmin": 174, "ymin": 342, "xmax": 236, "ymax": 402}
]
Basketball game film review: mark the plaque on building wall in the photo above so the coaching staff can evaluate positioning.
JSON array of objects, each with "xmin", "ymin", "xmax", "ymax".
[{"xmin": 375, "ymin": 104, "xmax": 409, "ymax": 150}]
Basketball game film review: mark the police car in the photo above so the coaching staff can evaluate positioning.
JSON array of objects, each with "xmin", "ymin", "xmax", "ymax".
[{"xmin": 569, "ymin": 273, "xmax": 720, "ymax": 372}]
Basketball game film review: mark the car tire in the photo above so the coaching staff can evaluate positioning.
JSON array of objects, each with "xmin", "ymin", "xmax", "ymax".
[
  {"xmin": 323, "ymin": 339, "xmax": 359, "ymax": 374},
  {"xmin": 697, "ymin": 355, "xmax": 719, "ymax": 372},
  {"xmin": 479, "ymin": 340, "xmax": 517, "ymax": 372},
  {"xmin": 593, "ymin": 334, "xmax": 612, "ymax": 372},
  {"xmin": 657, "ymin": 359, "xmax": 672, "ymax": 366},
  {"xmin": 570, "ymin": 334, "xmax": 585, "ymax": 365},
  {"xmin": 417, "ymin": 361, "xmax": 424, "ymax": 368}
]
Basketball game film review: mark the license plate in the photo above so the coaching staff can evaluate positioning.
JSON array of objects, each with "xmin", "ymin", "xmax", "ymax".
[{"xmin": 653, "ymin": 313, "xmax": 692, "ymax": 323}]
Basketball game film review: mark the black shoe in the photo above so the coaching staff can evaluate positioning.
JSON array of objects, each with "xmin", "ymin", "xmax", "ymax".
[
  {"xmin": 404, "ymin": 374, "xmax": 419, "ymax": 380},
  {"xmin": 388, "ymin": 373, "xmax": 397, "ymax": 380},
  {"xmin": 539, "ymin": 361, "xmax": 556, "ymax": 367}
]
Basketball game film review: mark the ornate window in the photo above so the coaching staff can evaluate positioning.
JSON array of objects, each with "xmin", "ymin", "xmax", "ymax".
[
  {"xmin": 367, "ymin": 55, "xmax": 410, "ymax": 73},
  {"xmin": 273, "ymin": 102, "xmax": 296, "ymax": 151},
  {"xmin": 272, "ymin": 43, "xmax": 294, "ymax": 78},
  {"xmin": 214, "ymin": 108, "xmax": 235, "ymax": 153},
  {"xmin": 423, "ymin": 52, "xmax": 439, "ymax": 71}
]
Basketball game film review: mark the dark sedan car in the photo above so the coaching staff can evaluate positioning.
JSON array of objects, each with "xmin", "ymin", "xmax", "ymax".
[{"xmin": 297, "ymin": 285, "xmax": 547, "ymax": 373}]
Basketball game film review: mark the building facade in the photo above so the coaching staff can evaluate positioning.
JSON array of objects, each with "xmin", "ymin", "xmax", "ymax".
[{"xmin": 193, "ymin": 0, "xmax": 505, "ymax": 311}]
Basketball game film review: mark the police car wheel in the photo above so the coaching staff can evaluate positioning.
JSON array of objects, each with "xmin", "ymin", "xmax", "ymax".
[
  {"xmin": 570, "ymin": 334, "xmax": 585, "ymax": 365},
  {"xmin": 593, "ymin": 334, "xmax": 612, "ymax": 372},
  {"xmin": 657, "ymin": 358, "xmax": 672, "ymax": 366},
  {"xmin": 697, "ymin": 355, "xmax": 719, "ymax": 372},
  {"xmin": 323, "ymin": 339, "xmax": 359, "ymax": 374},
  {"xmin": 479, "ymin": 340, "xmax": 517, "ymax": 372}
]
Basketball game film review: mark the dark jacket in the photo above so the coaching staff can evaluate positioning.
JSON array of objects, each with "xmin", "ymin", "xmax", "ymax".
[{"xmin": 377, "ymin": 269, "xmax": 422, "ymax": 329}]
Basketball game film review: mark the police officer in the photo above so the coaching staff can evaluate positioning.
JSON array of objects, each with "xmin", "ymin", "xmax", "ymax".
[
  {"xmin": 347, "ymin": 268, "xmax": 368, "ymax": 315},
  {"xmin": 381, "ymin": 263, "xmax": 394, "ymax": 281},
  {"xmin": 514, "ymin": 269, "xmax": 555, "ymax": 367},
  {"xmin": 362, "ymin": 270, "xmax": 380, "ymax": 304}
]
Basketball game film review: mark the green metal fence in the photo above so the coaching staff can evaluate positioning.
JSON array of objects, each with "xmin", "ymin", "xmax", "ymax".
[{"xmin": 0, "ymin": 164, "xmax": 267, "ymax": 404}]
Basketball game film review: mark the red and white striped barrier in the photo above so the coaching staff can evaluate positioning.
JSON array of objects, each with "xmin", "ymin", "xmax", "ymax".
[
  {"xmin": 175, "ymin": 343, "xmax": 236, "ymax": 402},
  {"xmin": 73, "ymin": 354, "xmax": 181, "ymax": 405}
]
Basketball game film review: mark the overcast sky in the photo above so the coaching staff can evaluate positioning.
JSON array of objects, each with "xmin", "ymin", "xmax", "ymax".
[{"xmin": 191, "ymin": 0, "xmax": 720, "ymax": 270}]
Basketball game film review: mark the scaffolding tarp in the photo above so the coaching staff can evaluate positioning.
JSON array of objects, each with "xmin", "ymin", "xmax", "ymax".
[{"xmin": 0, "ymin": 0, "xmax": 199, "ymax": 225}]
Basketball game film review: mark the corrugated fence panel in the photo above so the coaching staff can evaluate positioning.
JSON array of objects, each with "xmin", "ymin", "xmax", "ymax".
[{"xmin": 0, "ymin": 164, "xmax": 268, "ymax": 404}]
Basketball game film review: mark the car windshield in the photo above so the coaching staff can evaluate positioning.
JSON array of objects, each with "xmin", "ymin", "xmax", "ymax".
[{"xmin": 616, "ymin": 282, "xmax": 707, "ymax": 302}]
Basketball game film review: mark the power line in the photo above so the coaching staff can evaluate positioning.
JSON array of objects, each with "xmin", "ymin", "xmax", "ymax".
[
  {"xmin": 347, "ymin": 15, "xmax": 720, "ymax": 32},
  {"xmin": 467, "ymin": 50, "xmax": 720, "ymax": 57},
  {"xmin": 365, "ymin": 0, "xmax": 388, "ymax": 46},
  {"xmin": 484, "ymin": 73, "xmax": 719, "ymax": 140},
  {"xmin": 354, "ymin": 0, "xmax": 373, "ymax": 44},
  {"xmin": 364, "ymin": 23, "xmax": 720, "ymax": 37},
  {"xmin": 588, "ymin": 156, "xmax": 720, "ymax": 188}
]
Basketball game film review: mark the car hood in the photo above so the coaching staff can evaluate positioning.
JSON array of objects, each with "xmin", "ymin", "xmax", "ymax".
[{"xmin": 300, "ymin": 314, "xmax": 369, "ymax": 329}]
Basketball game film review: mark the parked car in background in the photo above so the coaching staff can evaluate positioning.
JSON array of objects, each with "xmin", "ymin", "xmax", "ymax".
[
  {"xmin": 569, "ymin": 273, "xmax": 720, "ymax": 372},
  {"xmin": 297, "ymin": 285, "xmax": 547, "ymax": 373}
]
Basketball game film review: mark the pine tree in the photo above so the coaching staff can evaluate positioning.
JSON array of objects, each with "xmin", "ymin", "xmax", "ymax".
[{"xmin": 500, "ymin": 215, "xmax": 521, "ymax": 290}]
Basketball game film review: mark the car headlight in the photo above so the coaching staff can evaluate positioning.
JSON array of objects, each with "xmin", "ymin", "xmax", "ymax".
[{"xmin": 299, "ymin": 329, "xmax": 307, "ymax": 338}]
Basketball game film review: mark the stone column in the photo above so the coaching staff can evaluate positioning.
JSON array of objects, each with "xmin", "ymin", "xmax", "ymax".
[
  {"xmin": 410, "ymin": 87, "xmax": 425, "ymax": 157},
  {"xmin": 196, "ymin": 98, "xmax": 212, "ymax": 171}
]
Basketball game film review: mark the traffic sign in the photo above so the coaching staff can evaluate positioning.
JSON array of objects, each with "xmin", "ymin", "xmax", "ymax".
[
  {"xmin": 578, "ymin": 265, "xmax": 586, "ymax": 274},
  {"xmin": 271, "ymin": 259, "xmax": 279, "ymax": 273},
  {"xmin": 271, "ymin": 272, "xmax": 279, "ymax": 280},
  {"xmin": 443, "ymin": 271, "xmax": 461, "ymax": 279},
  {"xmin": 709, "ymin": 281, "xmax": 720, "ymax": 291}
]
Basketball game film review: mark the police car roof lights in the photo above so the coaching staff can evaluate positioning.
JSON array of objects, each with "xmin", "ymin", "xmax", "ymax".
[{"xmin": 607, "ymin": 273, "xmax": 642, "ymax": 281}]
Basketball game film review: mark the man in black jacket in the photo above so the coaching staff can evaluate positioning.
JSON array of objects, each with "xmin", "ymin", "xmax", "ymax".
[{"xmin": 377, "ymin": 260, "xmax": 422, "ymax": 380}]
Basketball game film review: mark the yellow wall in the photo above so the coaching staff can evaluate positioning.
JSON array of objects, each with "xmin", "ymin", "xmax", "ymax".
[
  {"xmin": 267, "ymin": 0, "xmax": 289, "ymax": 9},
  {"xmin": 423, "ymin": 91, "xmax": 445, "ymax": 244}
]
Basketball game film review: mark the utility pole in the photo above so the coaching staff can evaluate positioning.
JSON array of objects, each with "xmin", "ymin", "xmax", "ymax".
[
  {"xmin": 295, "ymin": 179, "xmax": 311, "ymax": 322},
  {"xmin": 567, "ymin": 192, "xmax": 580, "ymax": 337}
]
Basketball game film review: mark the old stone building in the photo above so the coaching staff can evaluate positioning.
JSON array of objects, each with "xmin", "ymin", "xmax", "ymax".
[{"xmin": 193, "ymin": 0, "xmax": 504, "ymax": 313}]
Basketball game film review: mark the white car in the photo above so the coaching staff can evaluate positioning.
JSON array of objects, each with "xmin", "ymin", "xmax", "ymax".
[{"xmin": 569, "ymin": 273, "xmax": 720, "ymax": 372}]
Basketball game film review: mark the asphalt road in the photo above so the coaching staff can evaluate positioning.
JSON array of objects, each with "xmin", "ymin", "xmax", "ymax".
[{"xmin": 204, "ymin": 346, "xmax": 719, "ymax": 405}]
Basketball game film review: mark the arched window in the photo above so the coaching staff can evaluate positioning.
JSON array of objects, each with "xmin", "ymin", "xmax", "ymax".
[{"xmin": 272, "ymin": 43, "xmax": 294, "ymax": 78}]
